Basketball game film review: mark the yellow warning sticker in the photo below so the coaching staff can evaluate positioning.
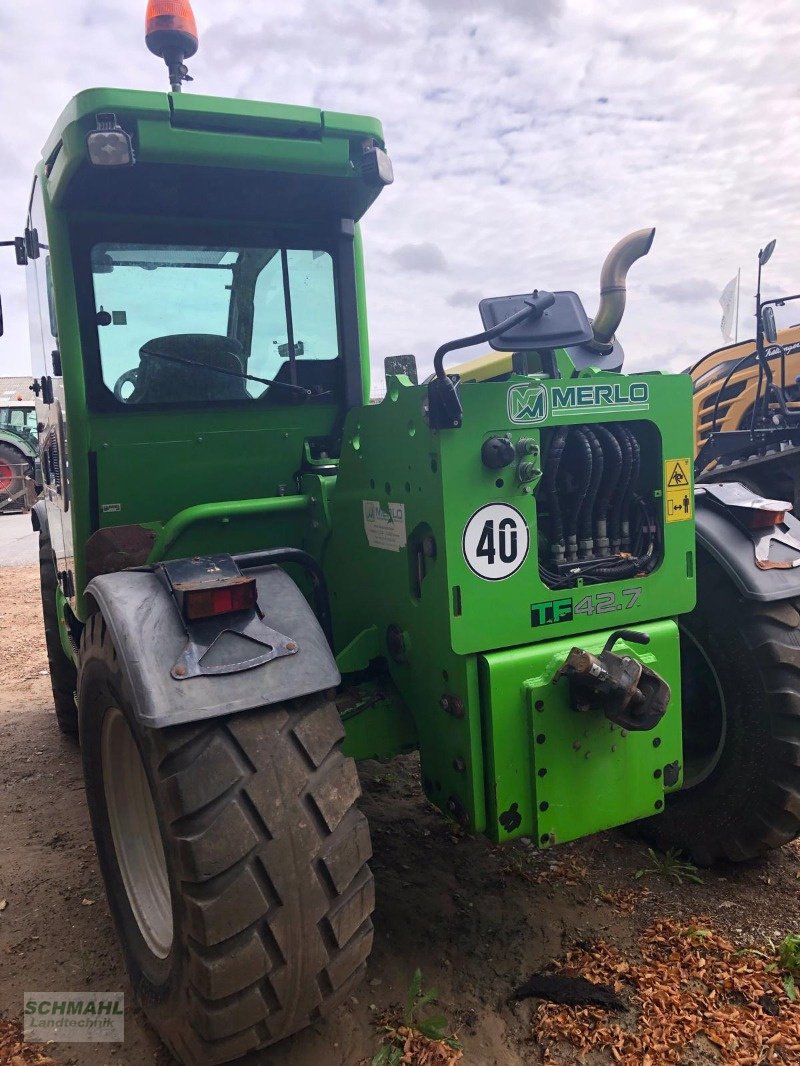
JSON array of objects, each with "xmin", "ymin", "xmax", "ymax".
[{"xmin": 664, "ymin": 458, "xmax": 692, "ymax": 523}]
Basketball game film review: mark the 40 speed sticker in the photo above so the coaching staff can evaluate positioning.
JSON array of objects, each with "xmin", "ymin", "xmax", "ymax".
[{"xmin": 462, "ymin": 503, "xmax": 529, "ymax": 580}]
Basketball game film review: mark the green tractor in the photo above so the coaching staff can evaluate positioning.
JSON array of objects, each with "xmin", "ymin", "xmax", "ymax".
[
  {"xmin": 5, "ymin": 3, "xmax": 800, "ymax": 1062},
  {"xmin": 0, "ymin": 381, "xmax": 38, "ymax": 512}
]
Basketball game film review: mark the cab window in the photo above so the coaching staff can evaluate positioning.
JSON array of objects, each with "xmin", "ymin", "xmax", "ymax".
[{"xmin": 90, "ymin": 243, "xmax": 340, "ymax": 405}]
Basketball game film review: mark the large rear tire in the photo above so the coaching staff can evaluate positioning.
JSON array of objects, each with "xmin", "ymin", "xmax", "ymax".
[
  {"xmin": 0, "ymin": 442, "xmax": 26, "ymax": 513},
  {"xmin": 642, "ymin": 551, "xmax": 800, "ymax": 864},
  {"xmin": 37, "ymin": 513, "xmax": 78, "ymax": 736},
  {"xmin": 78, "ymin": 612, "xmax": 374, "ymax": 1065}
]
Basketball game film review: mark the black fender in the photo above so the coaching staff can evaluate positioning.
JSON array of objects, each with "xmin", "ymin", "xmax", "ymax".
[
  {"xmin": 31, "ymin": 498, "xmax": 45, "ymax": 532},
  {"xmin": 695, "ymin": 483, "xmax": 800, "ymax": 602},
  {"xmin": 84, "ymin": 564, "xmax": 340, "ymax": 728}
]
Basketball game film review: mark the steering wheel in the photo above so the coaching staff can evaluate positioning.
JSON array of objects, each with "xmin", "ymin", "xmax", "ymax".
[{"xmin": 114, "ymin": 368, "xmax": 139, "ymax": 403}]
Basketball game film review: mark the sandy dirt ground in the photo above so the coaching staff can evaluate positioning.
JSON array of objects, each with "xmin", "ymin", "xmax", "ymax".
[{"xmin": 2, "ymin": 562, "xmax": 800, "ymax": 1065}]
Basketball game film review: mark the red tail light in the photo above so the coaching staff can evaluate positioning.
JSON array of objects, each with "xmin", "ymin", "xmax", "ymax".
[{"xmin": 182, "ymin": 578, "xmax": 257, "ymax": 621}]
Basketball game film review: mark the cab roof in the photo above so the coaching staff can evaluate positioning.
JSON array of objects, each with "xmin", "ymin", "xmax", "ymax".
[{"xmin": 40, "ymin": 88, "xmax": 387, "ymax": 223}]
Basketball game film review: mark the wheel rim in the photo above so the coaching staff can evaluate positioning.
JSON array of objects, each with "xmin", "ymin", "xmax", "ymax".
[
  {"xmin": 0, "ymin": 459, "xmax": 13, "ymax": 493},
  {"xmin": 678, "ymin": 625, "xmax": 727, "ymax": 789},
  {"xmin": 101, "ymin": 707, "xmax": 174, "ymax": 958}
]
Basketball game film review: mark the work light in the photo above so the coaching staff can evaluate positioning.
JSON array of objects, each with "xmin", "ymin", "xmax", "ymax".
[{"xmin": 86, "ymin": 114, "xmax": 135, "ymax": 167}]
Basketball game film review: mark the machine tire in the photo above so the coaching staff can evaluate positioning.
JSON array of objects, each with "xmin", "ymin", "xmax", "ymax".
[
  {"xmin": 0, "ymin": 442, "xmax": 26, "ymax": 512},
  {"xmin": 640, "ymin": 550, "xmax": 800, "ymax": 864},
  {"xmin": 38, "ymin": 514, "xmax": 78, "ymax": 736},
  {"xmin": 78, "ymin": 611, "xmax": 374, "ymax": 1066}
]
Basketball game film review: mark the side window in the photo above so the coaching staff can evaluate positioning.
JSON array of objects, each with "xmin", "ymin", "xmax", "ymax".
[
  {"xmin": 286, "ymin": 250, "xmax": 338, "ymax": 361},
  {"xmin": 25, "ymin": 181, "xmax": 47, "ymax": 379},
  {"xmin": 91, "ymin": 246, "xmax": 233, "ymax": 400},
  {"xmin": 248, "ymin": 249, "xmax": 339, "ymax": 397},
  {"xmin": 248, "ymin": 254, "xmax": 289, "ymax": 393},
  {"xmin": 26, "ymin": 179, "xmax": 58, "ymax": 379}
]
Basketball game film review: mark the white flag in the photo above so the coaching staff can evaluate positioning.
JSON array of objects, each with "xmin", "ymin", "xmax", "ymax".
[{"xmin": 720, "ymin": 275, "xmax": 737, "ymax": 341}]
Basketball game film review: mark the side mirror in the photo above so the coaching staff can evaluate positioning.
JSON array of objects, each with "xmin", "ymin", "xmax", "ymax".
[
  {"xmin": 276, "ymin": 340, "xmax": 305, "ymax": 359},
  {"xmin": 762, "ymin": 305, "xmax": 778, "ymax": 345},
  {"xmin": 479, "ymin": 290, "xmax": 593, "ymax": 352},
  {"xmin": 759, "ymin": 239, "xmax": 777, "ymax": 266}
]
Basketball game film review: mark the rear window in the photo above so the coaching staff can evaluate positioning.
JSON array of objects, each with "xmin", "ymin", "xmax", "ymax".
[{"xmin": 90, "ymin": 242, "xmax": 340, "ymax": 405}]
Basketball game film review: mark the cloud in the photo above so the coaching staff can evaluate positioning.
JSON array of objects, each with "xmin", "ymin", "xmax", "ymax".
[
  {"xmin": 390, "ymin": 242, "xmax": 448, "ymax": 273},
  {"xmin": 417, "ymin": 0, "xmax": 564, "ymax": 26},
  {"xmin": 1, "ymin": 1, "xmax": 800, "ymax": 381},
  {"xmin": 447, "ymin": 288, "xmax": 484, "ymax": 309},
  {"xmin": 650, "ymin": 279, "xmax": 719, "ymax": 304}
]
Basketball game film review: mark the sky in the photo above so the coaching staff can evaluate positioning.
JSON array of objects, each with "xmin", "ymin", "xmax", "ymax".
[{"xmin": 1, "ymin": 0, "xmax": 799, "ymax": 387}]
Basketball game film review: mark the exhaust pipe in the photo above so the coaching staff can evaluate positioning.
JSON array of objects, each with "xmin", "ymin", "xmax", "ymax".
[{"xmin": 591, "ymin": 228, "xmax": 656, "ymax": 347}]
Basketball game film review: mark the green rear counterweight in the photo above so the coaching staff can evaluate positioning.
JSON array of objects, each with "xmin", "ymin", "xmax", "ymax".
[{"xmin": 324, "ymin": 370, "xmax": 694, "ymax": 842}]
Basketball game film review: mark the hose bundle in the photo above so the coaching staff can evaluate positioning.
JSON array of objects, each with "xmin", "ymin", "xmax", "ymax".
[{"xmin": 538, "ymin": 421, "xmax": 659, "ymax": 589}]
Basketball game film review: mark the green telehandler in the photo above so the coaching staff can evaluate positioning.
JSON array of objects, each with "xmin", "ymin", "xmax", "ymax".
[{"xmin": 4, "ymin": 3, "xmax": 800, "ymax": 1061}]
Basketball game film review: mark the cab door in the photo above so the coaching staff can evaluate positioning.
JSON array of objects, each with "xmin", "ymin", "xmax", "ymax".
[{"xmin": 26, "ymin": 177, "xmax": 72, "ymax": 591}]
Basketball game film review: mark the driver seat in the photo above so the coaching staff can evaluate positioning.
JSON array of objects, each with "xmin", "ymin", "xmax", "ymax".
[{"xmin": 133, "ymin": 334, "xmax": 250, "ymax": 404}]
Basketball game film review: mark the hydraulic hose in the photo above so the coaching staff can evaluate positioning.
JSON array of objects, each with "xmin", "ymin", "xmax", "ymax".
[
  {"xmin": 608, "ymin": 425, "xmax": 633, "ymax": 551},
  {"xmin": 539, "ymin": 426, "xmax": 569, "ymax": 563},
  {"xmin": 577, "ymin": 497, "xmax": 658, "ymax": 582},
  {"xmin": 591, "ymin": 425, "xmax": 623, "ymax": 556},
  {"xmin": 560, "ymin": 428, "xmax": 594, "ymax": 562},
  {"xmin": 577, "ymin": 427, "xmax": 604, "ymax": 558},
  {"xmin": 619, "ymin": 428, "xmax": 640, "ymax": 550}
]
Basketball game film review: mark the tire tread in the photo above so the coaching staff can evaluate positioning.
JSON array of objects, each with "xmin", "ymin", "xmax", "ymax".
[{"xmin": 79, "ymin": 619, "xmax": 373, "ymax": 1065}]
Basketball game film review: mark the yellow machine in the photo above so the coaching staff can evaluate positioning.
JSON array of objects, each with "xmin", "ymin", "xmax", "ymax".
[{"xmin": 689, "ymin": 326, "xmax": 800, "ymax": 462}]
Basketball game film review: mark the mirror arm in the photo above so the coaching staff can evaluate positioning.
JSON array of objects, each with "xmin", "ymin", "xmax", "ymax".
[
  {"xmin": 433, "ymin": 295, "xmax": 549, "ymax": 380},
  {"xmin": 0, "ymin": 237, "xmax": 28, "ymax": 266}
]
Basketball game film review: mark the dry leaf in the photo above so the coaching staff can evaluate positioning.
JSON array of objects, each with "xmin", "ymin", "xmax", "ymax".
[{"xmin": 534, "ymin": 917, "xmax": 800, "ymax": 1065}]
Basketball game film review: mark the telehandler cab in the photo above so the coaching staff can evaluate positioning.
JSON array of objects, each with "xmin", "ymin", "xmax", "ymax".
[{"xmin": 5, "ymin": 3, "xmax": 800, "ymax": 1061}]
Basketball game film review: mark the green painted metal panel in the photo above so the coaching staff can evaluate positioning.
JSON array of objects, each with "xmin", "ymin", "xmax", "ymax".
[
  {"xmin": 40, "ymin": 88, "xmax": 170, "ymax": 162},
  {"xmin": 169, "ymin": 93, "xmax": 323, "ymax": 136},
  {"xmin": 324, "ymin": 398, "xmax": 489, "ymax": 828},
  {"xmin": 136, "ymin": 119, "xmax": 352, "ymax": 175},
  {"xmin": 91, "ymin": 410, "xmax": 336, "ymax": 566},
  {"xmin": 444, "ymin": 374, "xmax": 696, "ymax": 654},
  {"xmin": 479, "ymin": 620, "xmax": 683, "ymax": 845},
  {"xmin": 328, "ymin": 372, "xmax": 695, "ymax": 656},
  {"xmin": 41, "ymin": 89, "xmax": 384, "ymax": 163},
  {"xmin": 338, "ymin": 680, "xmax": 419, "ymax": 762},
  {"xmin": 325, "ymin": 366, "xmax": 694, "ymax": 831},
  {"xmin": 323, "ymin": 110, "xmax": 385, "ymax": 145}
]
